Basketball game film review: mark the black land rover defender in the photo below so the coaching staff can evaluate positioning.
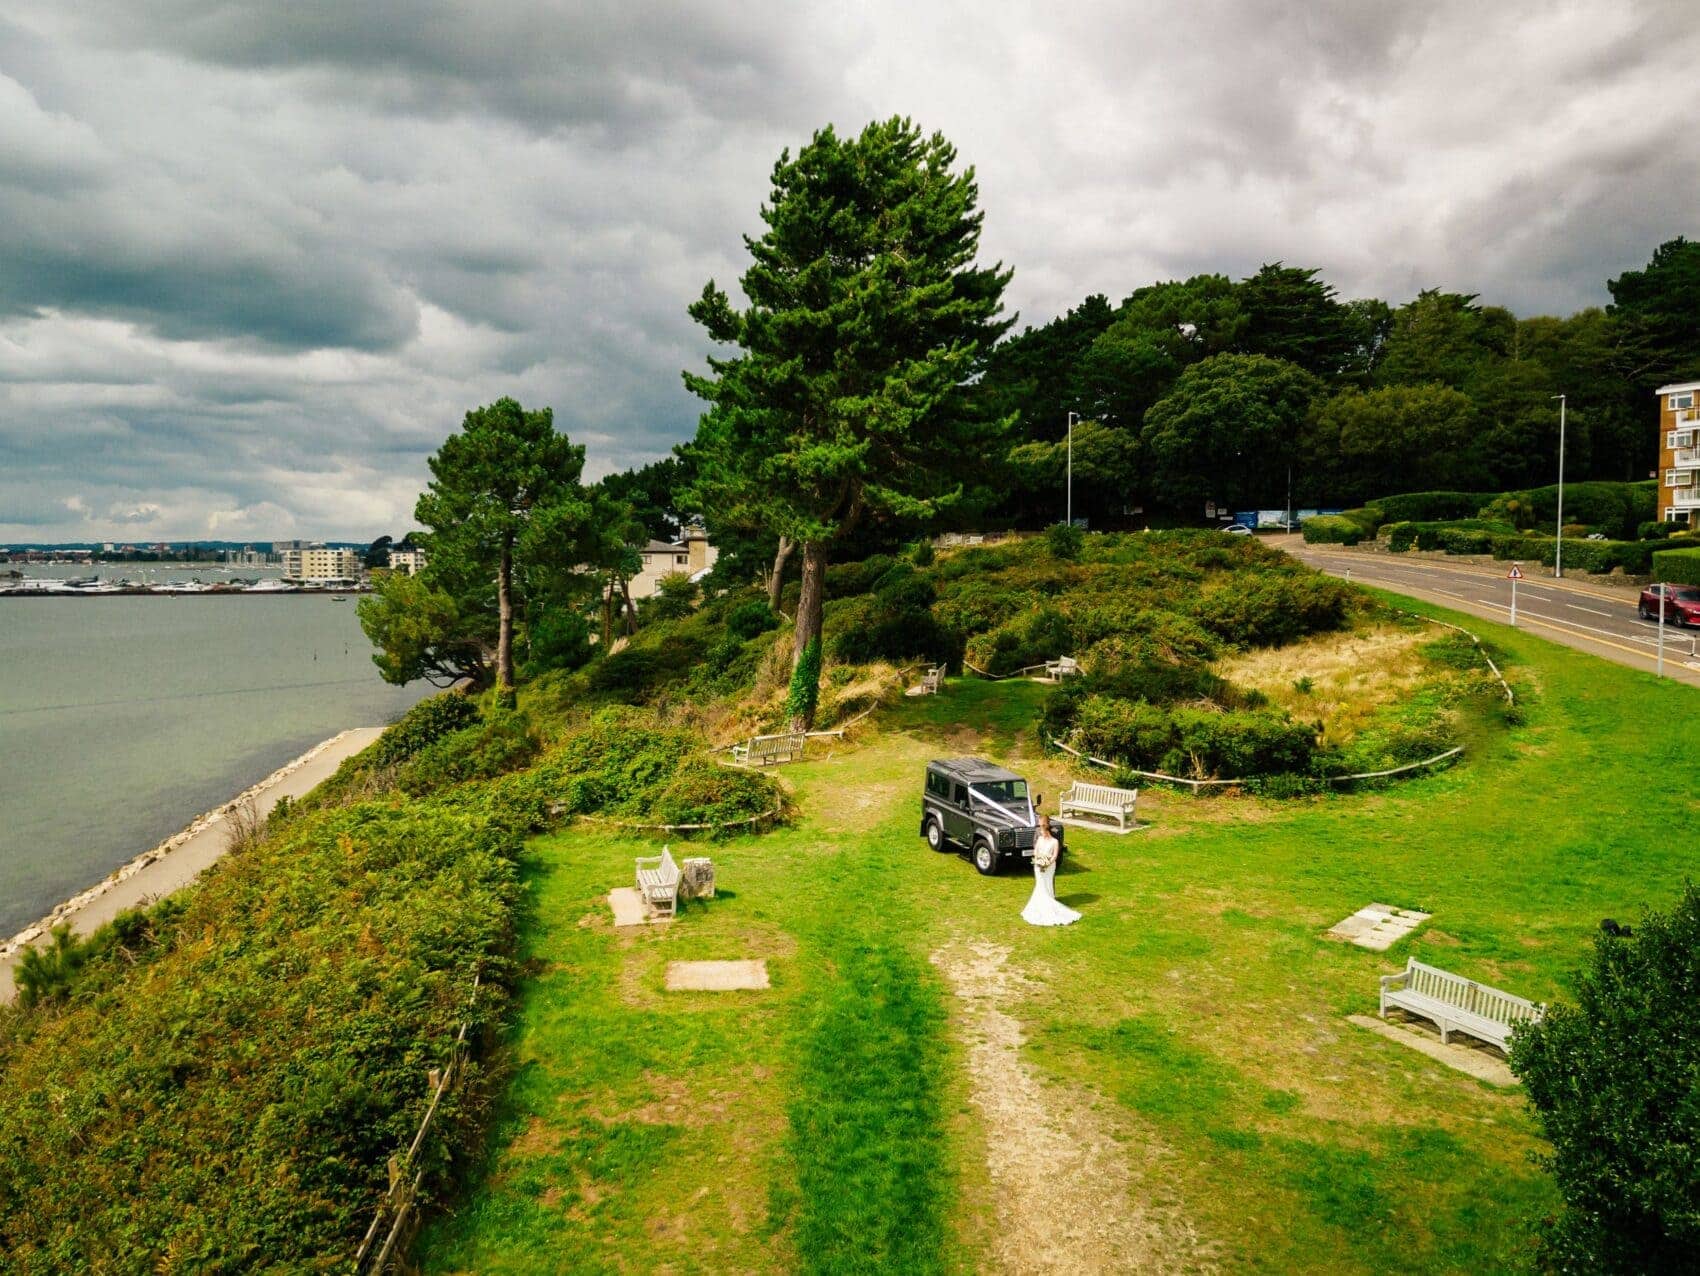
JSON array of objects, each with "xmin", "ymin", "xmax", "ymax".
[{"xmin": 919, "ymin": 757, "xmax": 1061, "ymax": 876}]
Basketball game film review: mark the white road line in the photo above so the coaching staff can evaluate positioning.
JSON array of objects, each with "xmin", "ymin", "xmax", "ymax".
[{"xmin": 1565, "ymin": 602, "xmax": 1613, "ymax": 617}]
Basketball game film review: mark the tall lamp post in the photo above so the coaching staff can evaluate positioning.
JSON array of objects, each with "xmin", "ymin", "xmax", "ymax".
[
  {"xmin": 1552, "ymin": 393, "xmax": 1567, "ymax": 579},
  {"xmin": 1066, "ymin": 411, "xmax": 1079, "ymax": 527}
]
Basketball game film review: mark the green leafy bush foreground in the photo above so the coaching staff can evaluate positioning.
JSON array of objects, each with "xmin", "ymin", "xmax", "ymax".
[
  {"xmin": 0, "ymin": 801, "xmax": 519, "ymax": 1271},
  {"xmin": 1652, "ymin": 546, "xmax": 1700, "ymax": 587}
]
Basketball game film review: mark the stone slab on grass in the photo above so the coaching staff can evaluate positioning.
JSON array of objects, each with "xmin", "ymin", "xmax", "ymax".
[
  {"xmin": 1327, "ymin": 902, "xmax": 1430, "ymax": 950},
  {"xmin": 608, "ymin": 887, "xmax": 666, "ymax": 927},
  {"xmin": 665, "ymin": 960, "xmax": 770, "ymax": 992},
  {"xmin": 1348, "ymin": 1014, "xmax": 1517, "ymax": 1087}
]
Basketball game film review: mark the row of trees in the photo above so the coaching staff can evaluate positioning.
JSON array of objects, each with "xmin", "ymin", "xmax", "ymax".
[{"xmin": 981, "ymin": 241, "xmax": 1700, "ymax": 519}]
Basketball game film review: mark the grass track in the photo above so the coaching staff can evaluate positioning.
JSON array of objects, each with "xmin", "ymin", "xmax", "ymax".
[{"xmin": 424, "ymin": 596, "xmax": 1700, "ymax": 1273}]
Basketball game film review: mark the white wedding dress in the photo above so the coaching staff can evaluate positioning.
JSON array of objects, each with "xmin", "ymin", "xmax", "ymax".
[{"xmin": 1021, "ymin": 834, "xmax": 1080, "ymax": 926}]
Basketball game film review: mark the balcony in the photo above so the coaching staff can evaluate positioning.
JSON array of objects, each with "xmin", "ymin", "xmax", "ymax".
[
  {"xmin": 1675, "ymin": 450, "xmax": 1700, "ymax": 470},
  {"xmin": 1673, "ymin": 488, "xmax": 1700, "ymax": 509},
  {"xmin": 1676, "ymin": 408, "xmax": 1700, "ymax": 427}
]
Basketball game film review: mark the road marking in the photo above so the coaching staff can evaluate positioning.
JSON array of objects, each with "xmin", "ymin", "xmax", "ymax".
[{"xmin": 1565, "ymin": 602, "xmax": 1613, "ymax": 617}]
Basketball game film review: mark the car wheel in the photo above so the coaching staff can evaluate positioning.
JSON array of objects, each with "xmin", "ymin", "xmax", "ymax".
[
  {"xmin": 972, "ymin": 840, "xmax": 1000, "ymax": 876},
  {"xmin": 925, "ymin": 817, "xmax": 949, "ymax": 852},
  {"xmin": 1640, "ymin": 604, "xmax": 1651, "ymax": 621}
]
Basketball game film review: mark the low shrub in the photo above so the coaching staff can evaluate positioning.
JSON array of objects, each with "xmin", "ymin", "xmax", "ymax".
[
  {"xmin": 650, "ymin": 757, "xmax": 782, "ymax": 828},
  {"xmin": 397, "ymin": 711, "xmax": 540, "ymax": 796},
  {"xmin": 1066, "ymin": 695, "xmax": 1316, "ymax": 778},
  {"xmin": 1186, "ymin": 572, "xmax": 1353, "ymax": 648},
  {"xmin": 1639, "ymin": 520, "xmax": 1686, "ymax": 541},
  {"xmin": 1044, "ymin": 521, "xmax": 1085, "ymax": 560},
  {"xmin": 373, "ymin": 692, "xmax": 480, "ymax": 766},
  {"xmin": 825, "ymin": 554, "xmax": 897, "ymax": 599},
  {"xmin": 964, "ymin": 606, "xmax": 1074, "ymax": 675},
  {"xmin": 726, "ymin": 598, "xmax": 779, "ymax": 640},
  {"xmin": 525, "ymin": 609, "xmax": 592, "ymax": 675},
  {"xmin": 1385, "ymin": 521, "xmax": 1418, "ymax": 552},
  {"xmin": 1652, "ymin": 547, "xmax": 1700, "ymax": 587},
  {"xmin": 1301, "ymin": 515, "xmax": 1364, "ymax": 545},
  {"xmin": 1373, "ymin": 490, "xmax": 1497, "ymax": 523}
]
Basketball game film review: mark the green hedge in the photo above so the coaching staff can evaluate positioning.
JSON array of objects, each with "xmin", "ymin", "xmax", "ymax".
[
  {"xmin": 1372, "ymin": 490, "xmax": 1498, "ymax": 523},
  {"xmin": 1484, "ymin": 535, "xmax": 1658, "ymax": 575},
  {"xmin": 1067, "ymin": 695, "xmax": 1316, "ymax": 778},
  {"xmin": 1652, "ymin": 547, "xmax": 1700, "ymax": 587},
  {"xmin": 1301, "ymin": 514, "xmax": 1365, "ymax": 545}
]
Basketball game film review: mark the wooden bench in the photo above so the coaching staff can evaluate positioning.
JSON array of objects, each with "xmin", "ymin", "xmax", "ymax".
[
  {"xmin": 1044, "ymin": 655, "xmax": 1080, "ymax": 680},
  {"xmin": 921, "ymin": 664, "xmax": 945, "ymax": 695},
  {"xmin": 1379, "ymin": 958, "xmax": 1542, "ymax": 1054},
  {"xmin": 732, "ymin": 732, "xmax": 806, "ymax": 766},
  {"xmin": 1057, "ymin": 781, "xmax": 1138, "ymax": 831},
  {"xmin": 635, "ymin": 845, "xmax": 682, "ymax": 919}
]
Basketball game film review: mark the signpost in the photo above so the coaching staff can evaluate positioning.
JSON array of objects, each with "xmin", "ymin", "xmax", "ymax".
[
  {"xmin": 1658, "ymin": 582, "xmax": 1667, "ymax": 679},
  {"xmin": 1508, "ymin": 563, "xmax": 1522, "ymax": 627}
]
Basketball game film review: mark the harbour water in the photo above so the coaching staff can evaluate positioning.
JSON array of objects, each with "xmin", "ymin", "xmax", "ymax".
[{"xmin": 0, "ymin": 592, "xmax": 430, "ymax": 936}]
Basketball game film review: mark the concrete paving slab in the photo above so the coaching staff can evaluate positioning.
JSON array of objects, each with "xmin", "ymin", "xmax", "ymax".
[
  {"xmin": 608, "ymin": 887, "xmax": 665, "ymax": 927},
  {"xmin": 665, "ymin": 959, "xmax": 770, "ymax": 991},
  {"xmin": 1348, "ymin": 1014, "xmax": 1517, "ymax": 1087},
  {"xmin": 1327, "ymin": 902, "xmax": 1431, "ymax": 950}
]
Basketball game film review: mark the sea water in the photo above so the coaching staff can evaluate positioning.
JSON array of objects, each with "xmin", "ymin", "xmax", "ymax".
[{"xmin": 0, "ymin": 594, "xmax": 430, "ymax": 936}]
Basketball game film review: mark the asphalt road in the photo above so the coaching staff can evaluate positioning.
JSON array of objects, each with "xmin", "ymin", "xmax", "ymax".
[{"xmin": 1278, "ymin": 538, "xmax": 1700, "ymax": 690}]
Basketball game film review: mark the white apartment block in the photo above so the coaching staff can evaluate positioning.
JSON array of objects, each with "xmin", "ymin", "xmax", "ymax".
[{"xmin": 282, "ymin": 546, "xmax": 363, "ymax": 581}]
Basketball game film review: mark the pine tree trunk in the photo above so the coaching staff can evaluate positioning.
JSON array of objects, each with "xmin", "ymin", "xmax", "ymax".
[
  {"xmin": 496, "ymin": 539, "xmax": 516, "ymax": 694},
  {"xmin": 789, "ymin": 541, "xmax": 828, "ymax": 730},
  {"xmin": 601, "ymin": 578, "xmax": 614, "ymax": 649},
  {"xmin": 767, "ymin": 535, "xmax": 794, "ymax": 613},
  {"xmin": 619, "ymin": 576, "xmax": 638, "ymax": 635}
]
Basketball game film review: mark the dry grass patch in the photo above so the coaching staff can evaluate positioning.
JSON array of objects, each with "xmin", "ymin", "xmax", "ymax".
[{"xmin": 1218, "ymin": 624, "xmax": 1431, "ymax": 749}]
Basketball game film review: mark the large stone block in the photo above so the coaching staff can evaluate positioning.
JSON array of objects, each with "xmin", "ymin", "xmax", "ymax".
[{"xmin": 681, "ymin": 857, "xmax": 716, "ymax": 900}]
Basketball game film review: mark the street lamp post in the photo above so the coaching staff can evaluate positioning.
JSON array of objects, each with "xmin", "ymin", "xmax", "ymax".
[
  {"xmin": 1066, "ymin": 411, "xmax": 1079, "ymax": 528},
  {"xmin": 1552, "ymin": 393, "xmax": 1567, "ymax": 579}
]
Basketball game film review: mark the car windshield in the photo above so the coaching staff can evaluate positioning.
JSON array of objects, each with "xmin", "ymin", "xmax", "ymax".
[
  {"xmin": 1675, "ymin": 589, "xmax": 1700, "ymax": 602},
  {"xmin": 970, "ymin": 779, "xmax": 1028, "ymax": 805}
]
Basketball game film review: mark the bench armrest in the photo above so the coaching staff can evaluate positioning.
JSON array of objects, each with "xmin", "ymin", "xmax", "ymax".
[
  {"xmin": 635, "ymin": 854, "xmax": 664, "ymax": 872},
  {"xmin": 1379, "ymin": 971, "xmax": 1410, "ymax": 991}
]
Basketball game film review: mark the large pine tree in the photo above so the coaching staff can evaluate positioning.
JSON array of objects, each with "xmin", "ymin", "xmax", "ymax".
[{"xmin": 684, "ymin": 117, "xmax": 1011, "ymax": 727}]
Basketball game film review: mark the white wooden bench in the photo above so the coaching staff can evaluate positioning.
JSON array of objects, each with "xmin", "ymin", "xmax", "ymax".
[
  {"xmin": 921, "ymin": 664, "xmax": 945, "ymax": 694},
  {"xmin": 1379, "ymin": 958, "xmax": 1542, "ymax": 1054},
  {"xmin": 732, "ymin": 732, "xmax": 806, "ymax": 765},
  {"xmin": 1044, "ymin": 655, "xmax": 1080, "ymax": 680},
  {"xmin": 1057, "ymin": 781, "xmax": 1138, "ymax": 830},
  {"xmin": 635, "ymin": 845, "xmax": 682, "ymax": 919}
]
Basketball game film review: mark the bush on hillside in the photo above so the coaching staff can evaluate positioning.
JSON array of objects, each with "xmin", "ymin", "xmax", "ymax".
[
  {"xmin": 726, "ymin": 598, "xmax": 779, "ymax": 640},
  {"xmin": 650, "ymin": 756, "xmax": 782, "ymax": 828},
  {"xmin": 1639, "ymin": 520, "xmax": 1686, "ymax": 541},
  {"xmin": 397, "ymin": 711, "xmax": 540, "ymax": 796},
  {"xmin": 964, "ymin": 605, "xmax": 1075, "ymax": 675},
  {"xmin": 1301, "ymin": 514, "xmax": 1365, "ymax": 545},
  {"xmin": 1065, "ymin": 694, "xmax": 1316, "ymax": 778},
  {"xmin": 1186, "ymin": 572, "xmax": 1353, "ymax": 648},
  {"xmin": 825, "ymin": 554, "xmax": 898, "ymax": 600},
  {"xmin": 374, "ymin": 692, "xmax": 480, "ymax": 766},
  {"xmin": 1510, "ymin": 883, "xmax": 1700, "ymax": 1271},
  {"xmin": 0, "ymin": 801, "xmax": 518, "ymax": 1269},
  {"xmin": 1652, "ymin": 547, "xmax": 1700, "ymax": 586},
  {"xmin": 1044, "ymin": 521, "xmax": 1085, "ymax": 560},
  {"xmin": 524, "ymin": 609, "xmax": 593, "ymax": 675}
]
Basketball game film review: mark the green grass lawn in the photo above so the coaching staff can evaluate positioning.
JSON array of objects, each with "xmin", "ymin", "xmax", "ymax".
[{"xmin": 422, "ymin": 596, "xmax": 1700, "ymax": 1273}]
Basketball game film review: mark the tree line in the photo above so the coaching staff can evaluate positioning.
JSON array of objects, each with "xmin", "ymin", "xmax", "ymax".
[{"xmin": 364, "ymin": 116, "xmax": 1700, "ymax": 735}]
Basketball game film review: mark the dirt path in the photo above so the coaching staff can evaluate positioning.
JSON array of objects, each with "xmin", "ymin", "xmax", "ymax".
[{"xmin": 932, "ymin": 941, "xmax": 1216, "ymax": 1274}]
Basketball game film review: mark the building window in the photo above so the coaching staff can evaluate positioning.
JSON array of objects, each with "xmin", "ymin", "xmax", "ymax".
[
  {"xmin": 1672, "ymin": 392, "xmax": 1694, "ymax": 409},
  {"xmin": 676, "ymin": 554, "xmax": 686, "ymax": 564},
  {"xmin": 1667, "ymin": 470, "xmax": 1681, "ymax": 487}
]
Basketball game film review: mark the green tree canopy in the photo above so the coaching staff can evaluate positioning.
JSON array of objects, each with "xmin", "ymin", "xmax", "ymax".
[
  {"xmin": 1303, "ymin": 384, "xmax": 1487, "ymax": 502},
  {"xmin": 358, "ymin": 569, "xmax": 490, "ymax": 688},
  {"xmin": 1375, "ymin": 290, "xmax": 1514, "ymax": 390},
  {"xmin": 1141, "ymin": 354, "xmax": 1322, "ymax": 512},
  {"xmin": 1511, "ymin": 882, "xmax": 1700, "ymax": 1271},
  {"xmin": 684, "ymin": 116, "xmax": 1011, "ymax": 727},
  {"xmin": 1236, "ymin": 263, "xmax": 1362, "ymax": 380},
  {"xmin": 408, "ymin": 397, "xmax": 594, "ymax": 694},
  {"xmin": 1608, "ymin": 236, "xmax": 1700, "ymax": 389},
  {"xmin": 1006, "ymin": 418, "xmax": 1140, "ymax": 524}
]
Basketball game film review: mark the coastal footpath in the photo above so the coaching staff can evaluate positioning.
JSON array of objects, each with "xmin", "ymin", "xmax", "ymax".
[{"xmin": 0, "ymin": 727, "xmax": 383, "ymax": 1003}]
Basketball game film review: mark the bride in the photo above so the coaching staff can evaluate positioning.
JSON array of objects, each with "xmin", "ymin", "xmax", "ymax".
[{"xmin": 1022, "ymin": 814, "xmax": 1080, "ymax": 927}]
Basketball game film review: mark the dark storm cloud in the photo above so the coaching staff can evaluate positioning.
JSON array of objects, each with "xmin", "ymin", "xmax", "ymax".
[{"xmin": 1, "ymin": 0, "xmax": 1696, "ymax": 541}]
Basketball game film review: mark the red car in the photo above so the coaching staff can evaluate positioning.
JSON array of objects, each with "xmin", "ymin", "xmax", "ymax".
[{"xmin": 1638, "ymin": 584, "xmax": 1700, "ymax": 625}]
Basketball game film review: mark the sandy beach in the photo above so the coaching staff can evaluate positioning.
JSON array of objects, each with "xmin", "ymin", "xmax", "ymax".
[{"xmin": 0, "ymin": 726, "xmax": 384, "ymax": 1004}]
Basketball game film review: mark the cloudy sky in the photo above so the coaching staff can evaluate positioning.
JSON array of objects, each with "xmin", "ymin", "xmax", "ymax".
[{"xmin": 3, "ymin": 0, "xmax": 1696, "ymax": 542}]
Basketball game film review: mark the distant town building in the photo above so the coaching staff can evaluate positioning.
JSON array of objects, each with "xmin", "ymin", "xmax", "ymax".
[
  {"xmin": 387, "ymin": 546, "xmax": 427, "ymax": 576},
  {"xmin": 224, "ymin": 545, "xmax": 276, "ymax": 568},
  {"xmin": 1659, "ymin": 380, "xmax": 1700, "ymax": 524},
  {"xmin": 628, "ymin": 525, "xmax": 718, "ymax": 599},
  {"xmin": 281, "ymin": 546, "xmax": 363, "ymax": 582}
]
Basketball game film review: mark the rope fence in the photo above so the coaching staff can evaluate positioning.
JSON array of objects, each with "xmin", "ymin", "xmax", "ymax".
[
  {"xmin": 1394, "ymin": 609, "xmax": 1516, "ymax": 704},
  {"xmin": 1049, "ymin": 738, "xmax": 1465, "ymax": 792},
  {"xmin": 354, "ymin": 973, "xmax": 482, "ymax": 1273}
]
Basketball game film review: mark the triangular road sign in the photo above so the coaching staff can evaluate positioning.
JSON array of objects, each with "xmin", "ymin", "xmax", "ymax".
[{"xmin": 1508, "ymin": 565, "xmax": 1523, "ymax": 579}]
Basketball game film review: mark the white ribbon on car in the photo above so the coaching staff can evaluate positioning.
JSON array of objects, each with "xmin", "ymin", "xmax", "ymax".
[{"xmin": 968, "ymin": 786, "xmax": 1036, "ymax": 828}]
